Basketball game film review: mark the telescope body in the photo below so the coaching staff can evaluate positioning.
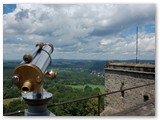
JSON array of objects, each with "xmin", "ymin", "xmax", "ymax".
[
  {"xmin": 13, "ymin": 43, "xmax": 55, "ymax": 94},
  {"xmin": 12, "ymin": 43, "xmax": 56, "ymax": 116}
]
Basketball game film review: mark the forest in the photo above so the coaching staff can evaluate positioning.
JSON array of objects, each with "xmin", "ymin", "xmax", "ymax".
[{"xmin": 3, "ymin": 59, "xmax": 105, "ymax": 116}]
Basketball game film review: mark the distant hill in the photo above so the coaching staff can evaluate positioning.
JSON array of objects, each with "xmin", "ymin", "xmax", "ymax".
[{"xmin": 3, "ymin": 59, "xmax": 155, "ymax": 72}]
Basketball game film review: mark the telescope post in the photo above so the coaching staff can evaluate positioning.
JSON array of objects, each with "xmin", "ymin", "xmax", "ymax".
[{"xmin": 22, "ymin": 90, "xmax": 54, "ymax": 116}]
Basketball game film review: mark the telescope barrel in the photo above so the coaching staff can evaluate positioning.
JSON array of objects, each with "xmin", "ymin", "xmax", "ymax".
[{"xmin": 32, "ymin": 44, "xmax": 53, "ymax": 72}]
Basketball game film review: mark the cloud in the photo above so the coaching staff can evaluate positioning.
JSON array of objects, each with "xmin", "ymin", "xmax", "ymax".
[
  {"xmin": 99, "ymin": 39, "xmax": 112, "ymax": 46},
  {"xmin": 3, "ymin": 4, "xmax": 155, "ymax": 60},
  {"xmin": 91, "ymin": 4, "xmax": 155, "ymax": 36}
]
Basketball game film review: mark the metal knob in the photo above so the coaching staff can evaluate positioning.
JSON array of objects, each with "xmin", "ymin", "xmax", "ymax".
[
  {"xmin": 12, "ymin": 75, "xmax": 19, "ymax": 84},
  {"xmin": 45, "ymin": 69, "xmax": 57, "ymax": 80}
]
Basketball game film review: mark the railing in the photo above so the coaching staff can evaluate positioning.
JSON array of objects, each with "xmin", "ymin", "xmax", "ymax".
[{"xmin": 3, "ymin": 82, "xmax": 155, "ymax": 116}]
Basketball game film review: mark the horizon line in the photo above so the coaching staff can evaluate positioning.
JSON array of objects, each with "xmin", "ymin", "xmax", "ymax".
[{"xmin": 3, "ymin": 58, "xmax": 155, "ymax": 61}]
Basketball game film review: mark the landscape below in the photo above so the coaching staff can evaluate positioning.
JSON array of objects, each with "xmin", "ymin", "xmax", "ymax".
[{"xmin": 3, "ymin": 59, "xmax": 155, "ymax": 116}]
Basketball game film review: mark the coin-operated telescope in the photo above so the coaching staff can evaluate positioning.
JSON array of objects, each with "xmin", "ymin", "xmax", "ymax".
[{"xmin": 12, "ymin": 43, "xmax": 57, "ymax": 116}]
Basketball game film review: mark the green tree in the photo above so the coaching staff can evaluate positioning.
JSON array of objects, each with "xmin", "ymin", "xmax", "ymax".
[
  {"xmin": 84, "ymin": 85, "xmax": 92, "ymax": 92},
  {"xmin": 85, "ymin": 98, "xmax": 99, "ymax": 116},
  {"xmin": 3, "ymin": 99, "xmax": 26, "ymax": 114},
  {"xmin": 94, "ymin": 87, "xmax": 100, "ymax": 93}
]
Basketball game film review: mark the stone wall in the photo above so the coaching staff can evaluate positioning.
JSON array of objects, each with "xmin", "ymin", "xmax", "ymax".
[{"xmin": 102, "ymin": 63, "xmax": 155, "ymax": 115}]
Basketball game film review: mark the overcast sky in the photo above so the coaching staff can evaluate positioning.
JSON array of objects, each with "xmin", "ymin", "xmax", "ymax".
[{"xmin": 3, "ymin": 4, "xmax": 155, "ymax": 60}]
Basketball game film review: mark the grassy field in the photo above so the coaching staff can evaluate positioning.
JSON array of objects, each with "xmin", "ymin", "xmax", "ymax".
[
  {"xmin": 3, "ymin": 97, "xmax": 20, "ymax": 105},
  {"xmin": 66, "ymin": 84, "xmax": 105, "ymax": 93}
]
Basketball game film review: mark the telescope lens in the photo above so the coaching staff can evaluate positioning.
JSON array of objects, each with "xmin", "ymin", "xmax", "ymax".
[{"xmin": 22, "ymin": 87, "xmax": 29, "ymax": 92}]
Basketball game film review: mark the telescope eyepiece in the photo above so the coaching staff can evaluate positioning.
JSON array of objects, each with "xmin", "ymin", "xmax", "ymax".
[
  {"xmin": 22, "ymin": 87, "xmax": 29, "ymax": 93},
  {"xmin": 21, "ymin": 81, "xmax": 32, "ymax": 94}
]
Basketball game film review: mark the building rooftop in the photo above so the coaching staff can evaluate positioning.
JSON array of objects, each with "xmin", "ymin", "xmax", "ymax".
[
  {"xmin": 105, "ymin": 62, "xmax": 155, "ymax": 74},
  {"xmin": 106, "ymin": 62, "xmax": 155, "ymax": 68}
]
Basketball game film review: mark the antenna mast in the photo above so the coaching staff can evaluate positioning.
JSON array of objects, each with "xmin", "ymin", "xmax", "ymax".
[{"xmin": 136, "ymin": 26, "xmax": 138, "ymax": 63}]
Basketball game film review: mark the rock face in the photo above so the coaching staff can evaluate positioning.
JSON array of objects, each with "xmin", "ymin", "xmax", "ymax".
[{"xmin": 102, "ymin": 62, "xmax": 155, "ymax": 116}]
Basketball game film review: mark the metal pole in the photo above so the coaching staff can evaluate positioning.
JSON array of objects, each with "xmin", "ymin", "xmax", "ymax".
[
  {"xmin": 136, "ymin": 26, "xmax": 138, "ymax": 63},
  {"xmin": 98, "ymin": 96, "xmax": 101, "ymax": 116}
]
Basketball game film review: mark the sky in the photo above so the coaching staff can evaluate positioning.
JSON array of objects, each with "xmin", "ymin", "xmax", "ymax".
[{"xmin": 3, "ymin": 4, "xmax": 155, "ymax": 60}]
